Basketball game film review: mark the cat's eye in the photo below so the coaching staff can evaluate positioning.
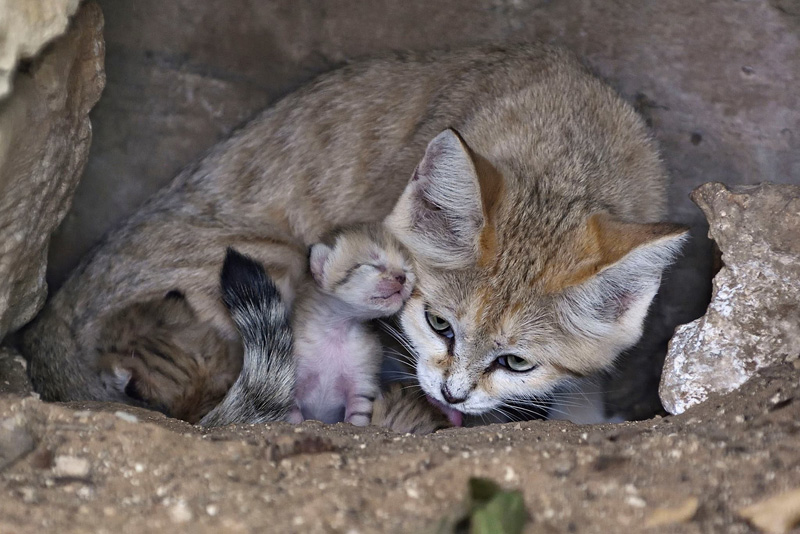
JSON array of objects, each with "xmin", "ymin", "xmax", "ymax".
[
  {"xmin": 425, "ymin": 310, "xmax": 454, "ymax": 339},
  {"xmin": 496, "ymin": 354, "xmax": 537, "ymax": 372}
]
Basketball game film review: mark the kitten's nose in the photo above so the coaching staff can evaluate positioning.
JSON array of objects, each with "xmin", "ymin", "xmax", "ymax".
[
  {"xmin": 394, "ymin": 273, "xmax": 406, "ymax": 285},
  {"xmin": 441, "ymin": 384, "xmax": 467, "ymax": 405}
]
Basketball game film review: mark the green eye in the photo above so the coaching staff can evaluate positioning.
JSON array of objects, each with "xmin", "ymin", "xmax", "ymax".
[
  {"xmin": 496, "ymin": 355, "xmax": 537, "ymax": 372},
  {"xmin": 425, "ymin": 310, "xmax": 454, "ymax": 339}
]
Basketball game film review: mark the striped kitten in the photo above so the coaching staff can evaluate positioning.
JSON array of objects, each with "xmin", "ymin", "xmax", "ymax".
[
  {"xmin": 97, "ymin": 249, "xmax": 295, "ymax": 426},
  {"xmin": 96, "ymin": 291, "xmax": 241, "ymax": 423}
]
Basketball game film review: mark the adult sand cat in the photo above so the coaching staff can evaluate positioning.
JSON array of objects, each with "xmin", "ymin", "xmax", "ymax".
[{"xmin": 23, "ymin": 43, "xmax": 686, "ymax": 424}]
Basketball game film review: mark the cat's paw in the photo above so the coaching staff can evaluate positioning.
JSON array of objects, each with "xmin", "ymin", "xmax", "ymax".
[
  {"xmin": 345, "ymin": 413, "xmax": 371, "ymax": 427},
  {"xmin": 287, "ymin": 405, "xmax": 304, "ymax": 424}
]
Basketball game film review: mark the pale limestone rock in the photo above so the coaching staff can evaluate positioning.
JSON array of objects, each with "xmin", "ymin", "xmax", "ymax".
[
  {"xmin": 0, "ymin": 0, "xmax": 81, "ymax": 98},
  {"xmin": 660, "ymin": 183, "xmax": 800, "ymax": 414},
  {"xmin": 0, "ymin": 3, "xmax": 105, "ymax": 340}
]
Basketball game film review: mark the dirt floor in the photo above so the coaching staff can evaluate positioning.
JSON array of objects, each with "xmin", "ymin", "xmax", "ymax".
[{"xmin": 1, "ymin": 362, "xmax": 799, "ymax": 534}]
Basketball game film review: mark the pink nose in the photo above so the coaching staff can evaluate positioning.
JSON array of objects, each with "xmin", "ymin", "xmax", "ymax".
[{"xmin": 377, "ymin": 278, "xmax": 403, "ymax": 296}]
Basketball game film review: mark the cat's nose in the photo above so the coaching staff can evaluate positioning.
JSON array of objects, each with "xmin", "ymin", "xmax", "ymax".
[
  {"xmin": 394, "ymin": 273, "xmax": 406, "ymax": 285},
  {"xmin": 441, "ymin": 384, "xmax": 467, "ymax": 405}
]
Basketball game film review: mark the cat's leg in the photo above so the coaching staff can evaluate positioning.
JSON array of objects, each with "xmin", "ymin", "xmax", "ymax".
[
  {"xmin": 287, "ymin": 402, "xmax": 304, "ymax": 424},
  {"xmin": 343, "ymin": 381, "xmax": 379, "ymax": 427}
]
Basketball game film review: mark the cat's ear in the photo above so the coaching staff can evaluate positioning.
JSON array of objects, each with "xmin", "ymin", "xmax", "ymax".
[
  {"xmin": 385, "ymin": 129, "xmax": 485, "ymax": 270},
  {"xmin": 554, "ymin": 214, "xmax": 689, "ymax": 348},
  {"xmin": 99, "ymin": 364, "xmax": 146, "ymax": 403},
  {"xmin": 309, "ymin": 243, "xmax": 333, "ymax": 285}
]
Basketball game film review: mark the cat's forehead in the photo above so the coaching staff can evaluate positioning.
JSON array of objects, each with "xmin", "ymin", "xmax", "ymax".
[{"xmin": 418, "ymin": 267, "xmax": 551, "ymax": 344}]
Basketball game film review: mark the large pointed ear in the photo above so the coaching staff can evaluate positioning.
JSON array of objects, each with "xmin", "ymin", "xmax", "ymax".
[
  {"xmin": 552, "ymin": 214, "xmax": 689, "ymax": 348},
  {"xmin": 385, "ymin": 129, "xmax": 485, "ymax": 269}
]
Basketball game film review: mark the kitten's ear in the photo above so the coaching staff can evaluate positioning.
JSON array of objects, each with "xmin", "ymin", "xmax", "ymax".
[
  {"xmin": 99, "ymin": 364, "xmax": 145, "ymax": 403},
  {"xmin": 309, "ymin": 243, "xmax": 333, "ymax": 285},
  {"xmin": 385, "ymin": 129, "xmax": 485, "ymax": 269},
  {"xmin": 554, "ymin": 214, "xmax": 689, "ymax": 348}
]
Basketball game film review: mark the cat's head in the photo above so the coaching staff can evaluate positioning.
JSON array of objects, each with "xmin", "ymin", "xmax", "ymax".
[
  {"xmin": 385, "ymin": 129, "xmax": 688, "ymax": 416},
  {"xmin": 309, "ymin": 224, "xmax": 416, "ymax": 320}
]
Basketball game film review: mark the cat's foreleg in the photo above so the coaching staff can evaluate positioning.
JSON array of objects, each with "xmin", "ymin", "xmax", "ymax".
[
  {"xmin": 344, "ymin": 385, "xmax": 378, "ymax": 427},
  {"xmin": 287, "ymin": 402, "xmax": 304, "ymax": 424}
]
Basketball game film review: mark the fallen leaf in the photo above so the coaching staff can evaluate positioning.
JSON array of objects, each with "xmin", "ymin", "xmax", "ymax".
[
  {"xmin": 738, "ymin": 488, "xmax": 800, "ymax": 534},
  {"xmin": 645, "ymin": 497, "xmax": 699, "ymax": 528}
]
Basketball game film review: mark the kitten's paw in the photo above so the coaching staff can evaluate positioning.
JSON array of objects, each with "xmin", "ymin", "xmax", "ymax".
[
  {"xmin": 287, "ymin": 406, "xmax": 304, "ymax": 424},
  {"xmin": 345, "ymin": 413, "xmax": 372, "ymax": 427}
]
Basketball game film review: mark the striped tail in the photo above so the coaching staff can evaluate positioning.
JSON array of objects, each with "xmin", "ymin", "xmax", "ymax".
[{"xmin": 200, "ymin": 248, "xmax": 295, "ymax": 427}]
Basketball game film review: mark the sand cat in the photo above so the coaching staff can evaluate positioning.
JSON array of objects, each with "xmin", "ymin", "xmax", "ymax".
[
  {"xmin": 290, "ymin": 223, "xmax": 414, "ymax": 426},
  {"xmin": 23, "ymin": 44, "xmax": 686, "ymax": 425}
]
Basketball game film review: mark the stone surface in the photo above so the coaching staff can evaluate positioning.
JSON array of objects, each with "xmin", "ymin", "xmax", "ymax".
[
  {"xmin": 42, "ymin": 0, "xmax": 800, "ymax": 418},
  {"xmin": 0, "ymin": 3, "xmax": 105, "ymax": 340},
  {"xmin": 0, "ymin": 346, "xmax": 33, "ymax": 398},
  {"xmin": 660, "ymin": 183, "xmax": 800, "ymax": 415},
  {"xmin": 0, "ymin": 362, "xmax": 798, "ymax": 533},
  {"xmin": 0, "ymin": 0, "xmax": 80, "ymax": 98}
]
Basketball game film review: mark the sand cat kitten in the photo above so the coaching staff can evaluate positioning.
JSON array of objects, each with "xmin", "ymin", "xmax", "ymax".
[
  {"xmin": 289, "ymin": 223, "xmax": 414, "ymax": 426},
  {"xmin": 371, "ymin": 382, "xmax": 452, "ymax": 435},
  {"xmin": 24, "ymin": 44, "xmax": 686, "ymax": 425},
  {"xmin": 95, "ymin": 291, "xmax": 241, "ymax": 423}
]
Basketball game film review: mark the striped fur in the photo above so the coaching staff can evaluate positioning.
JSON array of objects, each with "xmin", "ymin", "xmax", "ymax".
[{"xmin": 200, "ymin": 249, "xmax": 295, "ymax": 427}]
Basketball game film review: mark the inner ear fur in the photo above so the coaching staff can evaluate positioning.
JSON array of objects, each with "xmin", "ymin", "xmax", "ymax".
[
  {"xmin": 553, "ymin": 213, "xmax": 688, "ymax": 341},
  {"xmin": 385, "ymin": 128, "xmax": 503, "ymax": 270},
  {"xmin": 545, "ymin": 213, "xmax": 689, "ymax": 294}
]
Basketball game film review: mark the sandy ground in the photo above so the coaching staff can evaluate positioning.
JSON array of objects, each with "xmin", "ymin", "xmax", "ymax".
[{"xmin": 1, "ymin": 362, "xmax": 799, "ymax": 534}]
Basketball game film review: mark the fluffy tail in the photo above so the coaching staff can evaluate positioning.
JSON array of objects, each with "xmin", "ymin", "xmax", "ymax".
[{"xmin": 200, "ymin": 248, "xmax": 295, "ymax": 427}]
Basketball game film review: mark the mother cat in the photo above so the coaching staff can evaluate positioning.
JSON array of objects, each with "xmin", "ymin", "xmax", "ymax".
[{"xmin": 23, "ymin": 44, "xmax": 686, "ymax": 424}]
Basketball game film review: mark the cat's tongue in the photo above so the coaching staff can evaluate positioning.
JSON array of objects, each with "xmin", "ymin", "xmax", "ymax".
[{"xmin": 426, "ymin": 395, "xmax": 463, "ymax": 427}]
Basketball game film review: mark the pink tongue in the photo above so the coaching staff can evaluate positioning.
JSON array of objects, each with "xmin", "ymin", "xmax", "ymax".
[{"xmin": 426, "ymin": 395, "xmax": 463, "ymax": 427}]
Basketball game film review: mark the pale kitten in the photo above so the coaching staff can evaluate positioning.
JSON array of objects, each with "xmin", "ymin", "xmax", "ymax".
[{"xmin": 289, "ymin": 223, "xmax": 414, "ymax": 426}]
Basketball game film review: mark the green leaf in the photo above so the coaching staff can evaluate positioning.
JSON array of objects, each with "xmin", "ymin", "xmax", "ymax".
[{"xmin": 471, "ymin": 490, "xmax": 527, "ymax": 534}]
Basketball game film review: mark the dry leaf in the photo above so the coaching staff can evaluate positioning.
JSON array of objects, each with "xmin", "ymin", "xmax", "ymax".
[
  {"xmin": 738, "ymin": 488, "xmax": 800, "ymax": 534},
  {"xmin": 645, "ymin": 497, "xmax": 699, "ymax": 528}
]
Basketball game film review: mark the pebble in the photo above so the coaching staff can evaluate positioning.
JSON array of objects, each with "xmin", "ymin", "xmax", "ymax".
[
  {"xmin": 114, "ymin": 411, "xmax": 138, "ymax": 423},
  {"xmin": 53, "ymin": 456, "xmax": 90, "ymax": 478},
  {"xmin": 169, "ymin": 501, "xmax": 193, "ymax": 523}
]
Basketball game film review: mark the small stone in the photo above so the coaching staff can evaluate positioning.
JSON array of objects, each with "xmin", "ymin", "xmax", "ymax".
[
  {"xmin": 53, "ymin": 456, "xmax": 90, "ymax": 478},
  {"xmin": 0, "ymin": 418, "xmax": 35, "ymax": 470},
  {"xmin": 114, "ymin": 411, "xmax": 139, "ymax": 423},
  {"xmin": 169, "ymin": 501, "xmax": 193, "ymax": 523},
  {"xmin": 626, "ymin": 496, "xmax": 647, "ymax": 508},
  {"xmin": 206, "ymin": 504, "xmax": 219, "ymax": 516}
]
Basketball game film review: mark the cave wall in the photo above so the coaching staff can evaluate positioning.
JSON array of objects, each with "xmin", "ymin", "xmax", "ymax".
[{"xmin": 38, "ymin": 0, "xmax": 800, "ymax": 417}]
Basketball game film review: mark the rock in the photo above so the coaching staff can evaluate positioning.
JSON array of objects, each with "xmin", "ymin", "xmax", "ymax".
[
  {"xmin": 0, "ymin": 0, "xmax": 80, "ymax": 98},
  {"xmin": 660, "ymin": 183, "xmax": 800, "ymax": 414},
  {"xmin": 0, "ymin": 2, "xmax": 105, "ymax": 340},
  {"xmin": 52, "ymin": 455, "xmax": 90, "ymax": 478},
  {"xmin": 0, "ymin": 417, "xmax": 35, "ymax": 471},
  {"xmin": 0, "ymin": 346, "xmax": 33, "ymax": 397}
]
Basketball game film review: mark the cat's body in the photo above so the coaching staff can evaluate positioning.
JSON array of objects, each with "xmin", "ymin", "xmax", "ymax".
[
  {"xmin": 23, "ymin": 43, "xmax": 686, "ymax": 424},
  {"xmin": 290, "ymin": 224, "xmax": 414, "ymax": 426},
  {"xmin": 371, "ymin": 382, "xmax": 452, "ymax": 435}
]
